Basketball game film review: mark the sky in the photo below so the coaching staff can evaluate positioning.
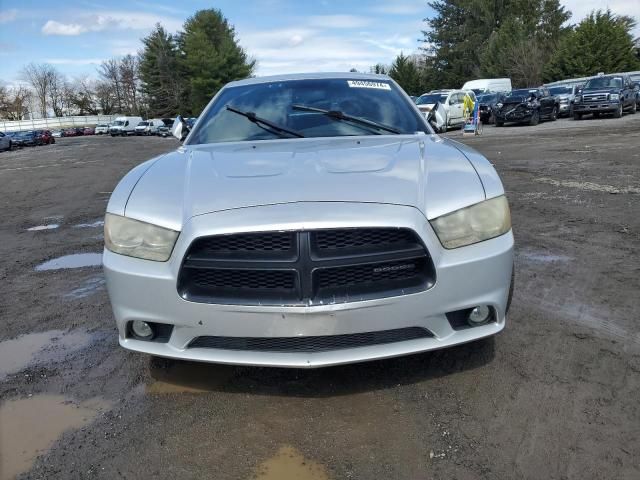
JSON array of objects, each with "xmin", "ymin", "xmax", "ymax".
[{"xmin": 0, "ymin": 0, "xmax": 638, "ymax": 86}]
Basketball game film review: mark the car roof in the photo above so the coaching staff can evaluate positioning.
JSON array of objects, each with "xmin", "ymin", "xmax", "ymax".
[{"xmin": 227, "ymin": 72, "xmax": 393, "ymax": 87}]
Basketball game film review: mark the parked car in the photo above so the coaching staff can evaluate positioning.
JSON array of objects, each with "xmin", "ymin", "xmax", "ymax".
[
  {"xmin": 62, "ymin": 128, "xmax": 75, "ymax": 137},
  {"xmin": 573, "ymin": 74, "xmax": 637, "ymax": 119},
  {"xmin": 415, "ymin": 90, "xmax": 469, "ymax": 131},
  {"xmin": 35, "ymin": 130, "xmax": 55, "ymax": 144},
  {"xmin": 95, "ymin": 124, "xmax": 110, "ymax": 135},
  {"xmin": 548, "ymin": 85, "xmax": 580, "ymax": 116},
  {"xmin": 103, "ymin": 72, "xmax": 514, "ymax": 368},
  {"xmin": 51, "ymin": 130, "xmax": 63, "ymax": 138},
  {"xmin": 110, "ymin": 116, "xmax": 143, "ymax": 136},
  {"xmin": 0, "ymin": 131, "xmax": 12, "ymax": 151},
  {"xmin": 134, "ymin": 121, "xmax": 150, "ymax": 135},
  {"xmin": 476, "ymin": 92, "xmax": 507, "ymax": 124},
  {"xmin": 157, "ymin": 118, "xmax": 175, "ymax": 137},
  {"xmin": 462, "ymin": 78, "xmax": 512, "ymax": 95},
  {"xmin": 494, "ymin": 87, "xmax": 559, "ymax": 126},
  {"xmin": 75, "ymin": 127, "xmax": 85, "ymax": 136},
  {"xmin": 12, "ymin": 131, "xmax": 42, "ymax": 147},
  {"xmin": 84, "ymin": 127, "xmax": 95, "ymax": 135}
]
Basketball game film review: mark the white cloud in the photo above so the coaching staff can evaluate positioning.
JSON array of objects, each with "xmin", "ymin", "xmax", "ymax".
[
  {"xmin": 0, "ymin": 8, "xmax": 18, "ymax": 23},
  {"xmin": 307, "ymin": 15, "xmax": 372, "ymax": 29},
  {"xmin": 42, "ymin": 20, "xmax": 87, "ymax": 36},
  {"xmin": 561, "ymin": 1, "xmax": 640, "ymax": 35},
  {"xmin": 41, "ymin": 10, "xmax": 183, "ymax": 36}
]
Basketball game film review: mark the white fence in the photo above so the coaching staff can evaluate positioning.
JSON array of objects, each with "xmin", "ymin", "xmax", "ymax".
[{"xmin": 0, "ymin": 115, "xmax": 123, "ymax": 132}]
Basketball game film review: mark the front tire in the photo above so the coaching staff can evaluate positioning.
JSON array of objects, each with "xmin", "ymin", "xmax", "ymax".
[
  {"xmin": 613, "ymin": 104, "xmax": 623, "ymax": 118},
  {"xmin": 529, "ymin": 110, "xmax": 540, "ymax": 126},
  {"xmin": 630, "ymin": 101, "xmax": 637, "ymax": 114},
  {"xmin": 495, "ymin": 120, "xmax": 504, "ymax": 127},
  {"xmin": 573, "ymin": 112, "xmax": 582, "ymax": 120},
  {"xmin": 550, "ymin": 106, "xmax": 558, "ymax": 121}
]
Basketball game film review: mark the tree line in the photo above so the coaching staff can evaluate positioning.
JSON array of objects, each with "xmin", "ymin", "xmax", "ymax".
[
  {"xmin": 0, "ymin": 8, "xmax": 254, "ymax": 120},
  {"xmin": 381, "ymin": 4, "xmax": 639, "ymax": 96}
]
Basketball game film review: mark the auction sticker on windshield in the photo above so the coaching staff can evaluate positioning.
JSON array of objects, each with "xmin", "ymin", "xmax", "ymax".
[{"xmin": 347, "ymin": 80, "xmax": 391, "ymax": 90}]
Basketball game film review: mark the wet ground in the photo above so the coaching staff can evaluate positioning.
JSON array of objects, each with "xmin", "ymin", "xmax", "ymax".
[{"xmin": 0, "ymin": 116, "xmax": 639, "ymax": 479}]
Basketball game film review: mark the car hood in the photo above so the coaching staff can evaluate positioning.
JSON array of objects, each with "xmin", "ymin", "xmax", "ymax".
[
  {"xmin": 582, "ymin": 88, "xmax": 617, "ymax": 94},
  {"xmin": 120, "ymin": 136, "xmax": 488, "ymax": 231}
]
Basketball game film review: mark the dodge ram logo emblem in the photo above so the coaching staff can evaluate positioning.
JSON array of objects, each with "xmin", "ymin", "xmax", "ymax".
[{"xmin": 373, "ymin": 264, "xmax": 414, "ymax": 273}]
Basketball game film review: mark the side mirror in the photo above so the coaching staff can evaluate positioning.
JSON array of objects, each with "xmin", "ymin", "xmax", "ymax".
[{"xmin": 172, "ymin": 115, "xmax": 189, "ymax": 142}]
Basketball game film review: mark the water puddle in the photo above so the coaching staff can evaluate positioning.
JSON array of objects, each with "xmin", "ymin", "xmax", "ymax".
[
  {"xmin": 35, "ymin": 253, "xmax": 102, "ymax": 271},
  {"xmin": 0, "ymin": 329, "xmax": 94, "ymax": 380},
  {"xmin": 0, "ymin": 394, "xmax": 111, "ymax": 479},
  {"xmin": 519, "ymin": 251, "xmax": 571, "ymax": 263},
  {"xmin": 147, "ymin": 360, "xmax": 236, "ymax": 394},
  {"xmin": 64, "ymin": 275, "xmax": 106, "ymax": 299},
  {"xmin": 253, "ymin": 446, "xmax": 329, "ymax": 480},
  {"xmin": 27, "ymin": 224, "xmax": 60, "ymax": 231},
  {"xmin": 73, "ymin": 219, "xmax": 104, "ymax": 229}
]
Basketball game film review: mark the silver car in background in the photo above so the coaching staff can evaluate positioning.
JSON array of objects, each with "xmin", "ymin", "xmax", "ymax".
[{"xmin": 103, "ymin": 72, "xmax": 514, "ymax": 368}]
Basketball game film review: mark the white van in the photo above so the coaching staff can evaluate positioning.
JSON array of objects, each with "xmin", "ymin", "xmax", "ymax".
[
  {"xmin": 110, "ymin": 116, "xmax": 143, "ymax": 137},
  {"xmin": 462, "ymin": 78, "xmax": 512, "ymax": 94}
]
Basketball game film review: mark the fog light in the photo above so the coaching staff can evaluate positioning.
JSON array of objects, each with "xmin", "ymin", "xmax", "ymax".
[
  {"xmin": 131, "ymin": 320, "xmax": 154, "ymax": 339},
  {"xmin": 468, "ymin": 306, "xmax": 491, "ymax": 326}
]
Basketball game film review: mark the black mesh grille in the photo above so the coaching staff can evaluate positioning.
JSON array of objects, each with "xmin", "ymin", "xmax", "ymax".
[
  {"xmin": 188, "ymin": 327, "xmax": 433, "ymax": 352},
  {"xmin": 313, "ymin": 228, "xmax": 416, "ymax": 251},
  {"xmin": 315, "ymin": 259, "xmax": 423, "ymax": 288},
  {"xmin": 178, "ymin": 228, "xmax": 435, "ymax": 306},
  {"xmin": 191, "ymin": 269, "xmax": 296, "ymax": 290}
]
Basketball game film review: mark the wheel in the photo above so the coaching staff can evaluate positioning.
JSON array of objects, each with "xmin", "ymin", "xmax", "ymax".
[
  {"xmin": 495, "ymin": 120, "xmax": 504, "ymax": 127},
  {"xmin": 630, "ymin": 101, "xmax": 637, "ymax": 114},
  {"xmin": 573, "ymin": 112, "xmax": 582, "ymax": 120},
  {"xmin": 613, "ymin": 104, "xmax": 623, "ymax": 118},
  {"xmin": 550, "ymin": 106, "xmax": 558, "ymax": 121},
  {"xmin": 51, "ymin": 138, "xmax": 55, "ymax": 144},
  {"xmin": 529, "ymin": 110, "xmax": 539, "ymax": 126}
]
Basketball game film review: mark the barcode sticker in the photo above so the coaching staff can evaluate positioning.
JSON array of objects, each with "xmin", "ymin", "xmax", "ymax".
[{"xmin": 347, "ymin": 80, "xmax": 391, "ymax": 90}]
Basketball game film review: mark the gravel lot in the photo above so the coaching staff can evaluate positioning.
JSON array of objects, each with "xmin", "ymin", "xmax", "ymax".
[{"xmin": 1, "ymin": 115, "xmax": 639, "ymax": 480}]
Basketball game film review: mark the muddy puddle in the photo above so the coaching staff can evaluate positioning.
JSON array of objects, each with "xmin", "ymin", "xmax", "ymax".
[
  {"xmin": 35, "ymin": 253, "xmax": 102, "ymax": 271},
  {"xmin": 27, "ymin": 224, "xmax": 60, "ymax": 231},
  {"xmin": 519, "ymin": 251, "xmax": 571, "ymax": 263},
  {"xmin": 0, "ymin": 329, "xmax": 94, "ymax": 380},
  {"xmin": 253, "ymin": 446, "xmax": 330, "ymax": 480},
  {"xmin": 147, "ymin": 360, "xmax": 236, "ymax": 394},
  {"xmin": 0, "ymin": 394, "xmax": 111, "ymax": 479},
  {"xmin": 64, "ymin": 275, "xmax": 106, "ymax": 299},
  {"xmin": 73, "ymin": 219, "xmax": 104, "ymax": 229}
]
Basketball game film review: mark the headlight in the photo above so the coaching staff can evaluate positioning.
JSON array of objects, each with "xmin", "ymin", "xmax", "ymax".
[
  {"xmin": 104, "ymin": 213, "xmax": 179, "ymax": 261},
  {"xmin": 574, "ymin": 96, "xmax": 581, "ymax": 103},
  {"xmin": 610, "ymin": 93, "xmax": 619, "ymax": 101},
  {"xmin": 496, "ymin": 102, "xmax": 503, "ymax": 109},
  {"xmin": 430, "ymin": 196, "xmax": 511, "ymax": 249}
]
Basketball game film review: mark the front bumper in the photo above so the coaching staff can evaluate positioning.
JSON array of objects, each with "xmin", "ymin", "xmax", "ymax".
[
  {"xmin": 495, "ymin": 107, "xmax": 534, "ymax": 123},
  {"xmin": 104, "ymin": 202, "xmax": 514, "ymax": 368},
  {"xmin": 574, "ymin": 102, "xmax": 618, "ymax": 113}
]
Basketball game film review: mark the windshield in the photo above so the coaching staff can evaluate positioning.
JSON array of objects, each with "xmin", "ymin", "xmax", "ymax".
[
  {"xmin": 188, "ymin": 78, "xmax": 427, "ymax": 144},
  {"xmin": 416, "ymin": 94, "xmax": 447, "ymax": 105},
  {"xmin": 510, "ymin": 89, "xmax": 537, "ymax": 97},
  {"xmin": 97, "ymin": 124, "xmax": 107, "ymax": 127},
  {"xmin": 549, "ymin": 87, "xmax": 572, "ymax": 95},
  {"xmin": 113, "ymin": 121, "xmax": 125, "ymax": 126},
  {"xmin": 138, "ymin": 122, "xmax": 148, "ymax": 126},
  {"xmin": 584, "ymin": 77, "xmax": 622, "ymax": 89},
  {"xmin": 477, "ymin": 93, "xmax": 497, "ymax": 103}
]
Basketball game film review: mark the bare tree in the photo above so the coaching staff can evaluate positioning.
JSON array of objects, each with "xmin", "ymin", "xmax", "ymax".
[
  {"xmin": 98, "ymin": 59, "xmax": 123, "ymax": 112},
  {"xmin": 0, "ymin": 85, "xmax": 32, "ymax": 120},
  {"xmin": 21, "ymin": 63, "xmax": 57, "ymax": 118}
]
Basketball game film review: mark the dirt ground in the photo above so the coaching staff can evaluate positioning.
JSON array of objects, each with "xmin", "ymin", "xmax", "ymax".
[{"xmin": 0, "ymin": 115, "xmax": 639, "ymax": 480}]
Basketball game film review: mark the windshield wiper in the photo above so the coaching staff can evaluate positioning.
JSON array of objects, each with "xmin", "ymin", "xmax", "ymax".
[
  {"xmin": 225, "ymin": 106, "xmax": 304, "ymax": 138},
  {"xmin": 291, "ymin": 104, "xmax": 401, "ymax": 134}
]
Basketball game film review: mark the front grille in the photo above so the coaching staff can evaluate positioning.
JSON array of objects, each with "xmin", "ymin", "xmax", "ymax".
[
  {"xmin": 178, "ymin": 228, "xmax": 435, "ymax": 306},
  {"xmin": 188, "ymin": 327, "xmax": 433, "ymax": 352},
  {"xmin": 583, "ymin": 93, "xmax": 608, "ymax": 103}
]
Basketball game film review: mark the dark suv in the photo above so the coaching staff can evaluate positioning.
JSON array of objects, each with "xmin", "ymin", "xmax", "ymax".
[
  {"xmin": 494, "ymin": 87, "xmax": 559, "ymax": 126},
  {"xmin": 573, "ymin": 75, "xmax": 637, "ymax": 119}
]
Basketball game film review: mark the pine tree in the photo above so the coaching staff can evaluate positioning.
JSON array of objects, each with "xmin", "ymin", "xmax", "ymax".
[
  {"xmin": 388, "ymin": 53, "xmax": 423, "ymax": 96},
  {"xmin": 544, "ymin": 10, "xmax": 640, "ymax": 81},
  {"xmin": 139, "ymin": 24, "xmax": 183, "ymax": 117},
  {"xmin": 180, "ymin": 9, "xmax": 255, "ymax": 115}
]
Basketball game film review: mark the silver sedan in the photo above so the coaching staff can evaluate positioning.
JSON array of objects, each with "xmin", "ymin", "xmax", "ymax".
[{"xmin": 103, "ymin": 72, "xmax": 514, "ymax": 368}]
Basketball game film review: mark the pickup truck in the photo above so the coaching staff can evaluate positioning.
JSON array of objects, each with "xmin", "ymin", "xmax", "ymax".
[{"xmin": 573, "ymin": 74, "xmax": 638, "ymax": 119}]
